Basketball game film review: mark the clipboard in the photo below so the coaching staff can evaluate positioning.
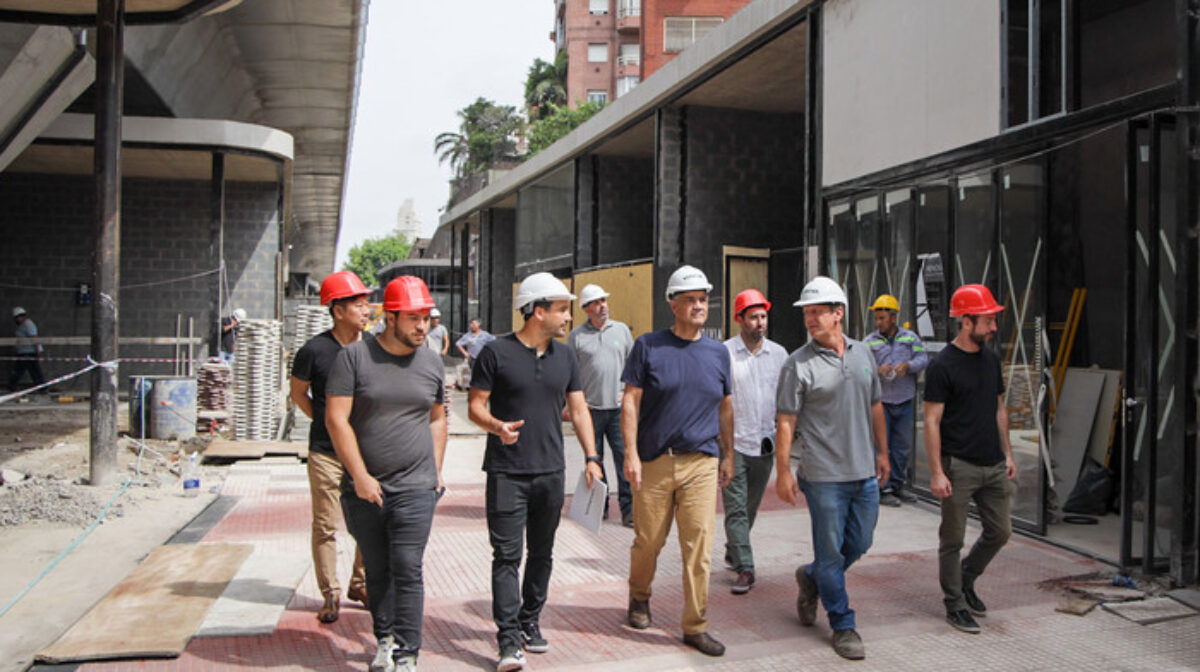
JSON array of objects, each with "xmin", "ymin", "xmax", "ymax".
[{"xmin": 567, "ymin": 470, "xmax": 608, "ymax": 534}]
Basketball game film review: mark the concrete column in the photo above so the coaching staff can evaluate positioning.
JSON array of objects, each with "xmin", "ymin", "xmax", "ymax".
[{"xmin": 654, "ymin": 106, "xmax": 686, "ymax": 329}]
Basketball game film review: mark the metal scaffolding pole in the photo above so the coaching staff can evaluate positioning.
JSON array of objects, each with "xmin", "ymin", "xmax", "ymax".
[{"xmin": 89, "ymin": 0, "xmax": 124, "ymax": 486}]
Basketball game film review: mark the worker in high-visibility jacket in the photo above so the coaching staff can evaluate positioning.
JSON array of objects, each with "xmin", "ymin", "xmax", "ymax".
[{"xmin": 864, "ymin": 294, "xmax": 928, "ymax": 506}]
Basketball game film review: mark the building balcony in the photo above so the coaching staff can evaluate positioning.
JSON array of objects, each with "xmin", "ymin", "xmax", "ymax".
[
  {"xmin": 617, "ymin": 53, "xmax": 640, "ymax": 67},
  {"xmin": 617, "ymin": 3, "xmax": 640, "ymax": 33}
]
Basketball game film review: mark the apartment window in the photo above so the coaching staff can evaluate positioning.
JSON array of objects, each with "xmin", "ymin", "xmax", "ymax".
[
  {"xmin": 617, "ymin": 76, "xmax": 639, "ymax": 97},
  {"xmin": 618, "ymin": 0, "xmax": 641, "ymax": 18},
  {"xmin": 1004, "ymin": 0, "xmax": 1065, "ymax": 128},
  {"xmin": 664, "ymin": 16, "xmax": 722, "ymax": 53},
  {"xmin": 587, "ymin": 43, "xmax": 608, "ymax": 63},
  {"xmin": 589, "ymin": 0, "xmax": 608, "ymax": 15},
  {"xmin": 587, "ymin": 90, "xmax": 608, "ymax": 104},
  {"xmin": 618, "ymin": 43, "xmax": 640, "ymax": 66}
]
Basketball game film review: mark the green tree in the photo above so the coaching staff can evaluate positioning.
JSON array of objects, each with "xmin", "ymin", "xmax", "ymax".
[
  {"xmin": 342, "ymin": 232, "xmax": 412, "ymax": 287},
  {"xmin": 526, "ymin": 101, "xmax": 606, "ymax": 155},
  {"xmin": 434, "ymin": 97, "xmax": 524, "ymax": 178},
  {"xmin": 524, "ymin": 52, "xmax": 568, "ymax": 121}
]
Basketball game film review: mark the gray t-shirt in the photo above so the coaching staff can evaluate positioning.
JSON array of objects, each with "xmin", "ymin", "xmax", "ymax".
[
  {"xmin": 567, "ymin": 319, "xmax": 633, "ymax": 410},
  {"xmin": 425, "ymin": 324, "xmax": 448, "ymax": 354},
  {"xmin": 775, "ymin": 336, "xmax": 881, "ymax": 482},
  {"xmin": 326, "ymin": 338, "xmax": 444, "ymax": 493}
]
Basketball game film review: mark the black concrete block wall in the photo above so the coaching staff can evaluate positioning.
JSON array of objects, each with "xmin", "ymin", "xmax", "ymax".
[
  {"xmin": 654, "ymin": 107, "xmax": 685, "ymax": 330},
  {"xmin": 684, "ymin": 105, "xmax": 805, "ymax": 338},
  {"xmin": 480, "ymin": 207, "xmax": 515, "ymax": 335},
  {"xmin": 0, "ymin": 172, "xmax": 280, "ymax": 390},
  {"xmin": 596, "ymin": 155, "xmax": 653, "ymax": 265}
]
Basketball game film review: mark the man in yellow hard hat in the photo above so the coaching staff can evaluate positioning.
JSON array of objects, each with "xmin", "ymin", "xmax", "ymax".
[{"xmin": 864, "ymin": 294, "xmax": 928, "ymax": 507}]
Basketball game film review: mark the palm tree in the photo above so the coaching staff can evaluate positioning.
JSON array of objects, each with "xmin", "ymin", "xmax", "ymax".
[
  {"xmin": 524, "ymin": 52, "xmax": 568, "ymax": 121},
  {"xmin": 434, "ymin": 130, "xmax": 468, "ymax": 178}
]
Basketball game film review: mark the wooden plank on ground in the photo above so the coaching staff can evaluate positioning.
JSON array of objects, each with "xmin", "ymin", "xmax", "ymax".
[
  {"xmin": 36, "ymin": 543, "xmax": 252, "ymax": 663},
  {"xmin": 204, "ymin": 440, "xmax": 306, "ymax": 461}
]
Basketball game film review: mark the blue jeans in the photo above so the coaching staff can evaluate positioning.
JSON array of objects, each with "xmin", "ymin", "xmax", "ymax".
[
  {"xmin": 883, "ymin": 401, "xmax": 914, "ymax": 492},
  {"xmin": 798, "ymin": 476, "xmax": 880, "ymax": 631},
  {"xmin": 590, "ymin": 408, "xmax": 631, "ymax": 517}
]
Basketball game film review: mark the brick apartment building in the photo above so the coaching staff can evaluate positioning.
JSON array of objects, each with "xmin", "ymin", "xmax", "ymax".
[{"xmin": 554, "ymin": 0, "xmax": 751, "ymax": 107}]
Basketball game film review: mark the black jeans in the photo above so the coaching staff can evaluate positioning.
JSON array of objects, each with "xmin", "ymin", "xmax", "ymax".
[
  {"xmin": 8, "ymin": 356, "xmax": 45, "ymax": 390},
  {"xmin": 342, "ymin": 487, "xmax": 437, "ymax": 654},
  {"xmin": 486, "ymin": 470, "xmax": 564, "ymax": 647},
  {"xmin": 590, "ymin": 407, "xmax": 631, "ymax": 517}
]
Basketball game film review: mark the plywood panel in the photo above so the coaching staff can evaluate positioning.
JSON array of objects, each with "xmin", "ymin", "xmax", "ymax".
[
  {"xmin": 37, "ymin": 543, "xmax": 253, "ymax": 663},
  {"xmin": 572, "ymin": 263, "xmax": 654, "ymax": 339}
]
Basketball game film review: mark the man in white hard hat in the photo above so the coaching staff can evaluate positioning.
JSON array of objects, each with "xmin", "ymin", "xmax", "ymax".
[
  {"xmin": 9, "ymin": 307, "xmax": 46, "ymax": 391},
  {"xmin": 621, "ymin": 264, "xmax": 733, "ymax": 658},
  {"xmin": 425, "ymin": 307, "xmax": 450, "ymax": 358},
  {"xmin": 567, "ymin": 283, "xmax": 635, "ymax": 527},
  {"xmin": 775, "ymin": 275, "xmax": 888, "ymax": 661},
  {"xmin": 468, "ymin": 272, "xmax": 603, "ymax": 672}
]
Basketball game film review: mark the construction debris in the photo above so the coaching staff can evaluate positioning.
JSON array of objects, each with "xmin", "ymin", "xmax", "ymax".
[{"xmin": 0, "ymin": 475, "xmax": 122, "ymax": 527}]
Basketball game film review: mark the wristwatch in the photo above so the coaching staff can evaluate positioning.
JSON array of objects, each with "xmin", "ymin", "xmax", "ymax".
[{"xmin": 586, "ymin": 456, "xmax": 602, "ymax": 465}]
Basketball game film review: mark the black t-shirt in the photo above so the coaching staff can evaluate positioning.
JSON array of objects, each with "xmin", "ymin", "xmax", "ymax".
[
  {"xmin": 470, "ymin": 333, "xmax": 582, "ymax": 474},
  {"xmin": 221, "ymin": 317, "xmax": 236, "ymax": 353},
  {"xmin": 291, "ymin": 330, "xmax": 364, "ymax": 456},
  {"xmin": 923, "ymin": 343, "xmax": 1005, "ymax": 466}
]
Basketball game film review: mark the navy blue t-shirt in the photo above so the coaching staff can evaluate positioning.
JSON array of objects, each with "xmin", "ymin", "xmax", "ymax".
[{"xmin": 621, "ymin": 329, "xmax": 731, "ymax": 461}]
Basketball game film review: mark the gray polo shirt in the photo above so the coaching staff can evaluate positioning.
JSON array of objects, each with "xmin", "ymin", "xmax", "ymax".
[
  {"xmin": 567, "ymin": 319, "xmax": 633, "ymax": 410},
  {"xmin": 775, "ymin": 336, "xmax": 881, "ymax": 482}
]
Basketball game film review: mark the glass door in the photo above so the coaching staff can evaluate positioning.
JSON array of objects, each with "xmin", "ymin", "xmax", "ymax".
[{"xmin": 1121, "ymin": 114, "xmax": 1179, "ymax": 572}]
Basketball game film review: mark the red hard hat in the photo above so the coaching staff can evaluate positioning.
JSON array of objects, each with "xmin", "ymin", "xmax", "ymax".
[
  {"xmin": 733, "ymin": 289, "xmax": 771, "ymax": 317},
  {"xmin": 949, "ymin": 284, "xmax": 1005, "ymax": 317},
  {"xmin": 320, "ymin": 271, "xmax": 370, "ymax": 306},
  {"xmin": 383, "ymin": 275, "xmax": 435, "ymax": 313}
]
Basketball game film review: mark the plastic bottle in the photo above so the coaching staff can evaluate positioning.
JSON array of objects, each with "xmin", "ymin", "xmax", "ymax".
[{"xmin": 182, "ymin": 451, "xmax": 200, "ymax": 497}]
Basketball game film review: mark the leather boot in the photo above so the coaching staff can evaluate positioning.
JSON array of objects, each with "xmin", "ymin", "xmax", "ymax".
[{"xmin": 318, "ymin": 592, "xmax": 340, "ymax": 623}]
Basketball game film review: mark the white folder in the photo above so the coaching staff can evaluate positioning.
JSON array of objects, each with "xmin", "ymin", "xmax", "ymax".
[{"xmin": 567, "ymin": 470, "xmax": 608, "ymax": 534}]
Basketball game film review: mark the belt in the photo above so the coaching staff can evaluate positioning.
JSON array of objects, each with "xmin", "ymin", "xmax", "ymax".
[{"xmin": 663, "ymin": 446, "xmax": 689, "ymax": 456}]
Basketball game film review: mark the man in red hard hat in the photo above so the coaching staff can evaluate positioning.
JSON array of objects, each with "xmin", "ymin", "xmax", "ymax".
[
  {"xmin": 327, "ymin": 275, "xmax": 447, "ymax": 672},
  {"xmin": 923, "ymin": 284, "xmax": 1016, "ymax": 636},
  {"xmin": 290, "ymin": 270, "xmax": 370, "ymax": 624},
  {"xmin": 721, "ymin": 289, "xmax": 787, "ymax": 595}
]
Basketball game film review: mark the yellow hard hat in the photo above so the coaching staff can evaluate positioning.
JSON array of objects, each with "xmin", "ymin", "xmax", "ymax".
[{"xmin": 870, "ymin": 294, "xmax": 900, "ymax": 312}]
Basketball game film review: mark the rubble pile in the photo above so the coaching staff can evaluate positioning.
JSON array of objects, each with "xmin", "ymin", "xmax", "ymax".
[{"xmin": 0, "ymin": 472, "xmax": 123, "ymax": 528}]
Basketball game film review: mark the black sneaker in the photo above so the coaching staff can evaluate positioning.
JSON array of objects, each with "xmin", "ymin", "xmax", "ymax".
[
  {"xmin": 946, "ymin": 609, "xmax": 981, "ymax": 634},
  {"xmin": 880, "ymin": 492, "xmax": 902, "ymax": 507},
  {"xmin": 963, "ymin": 585, "xmax": 987, "ymax": 617},
  {"xmin": 497, "ymin": 643, "xmax": 525, "ymax": 671},
  {"xmin": 519, "ymin": 622, "xmax": 549, "ymax": 654},
  {"xmin": 896, "ymin": 487, "xmax": 918, "ymax": 503}
]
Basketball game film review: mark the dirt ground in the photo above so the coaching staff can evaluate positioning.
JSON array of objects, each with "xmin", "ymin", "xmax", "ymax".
[{"xmin": 0, "ymin": 399, "xmax": 228, "ymax": 672}]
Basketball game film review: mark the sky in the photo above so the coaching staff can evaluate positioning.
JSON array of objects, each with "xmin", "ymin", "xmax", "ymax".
[{"xmin": 335, "ymin": 1, "xmax": 553, "ymax": 269}]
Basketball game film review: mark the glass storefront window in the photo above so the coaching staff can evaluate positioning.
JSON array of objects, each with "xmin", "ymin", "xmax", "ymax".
[{"xmin": 852, "ymin": 195, "xmax": 880, "ymax": 338}]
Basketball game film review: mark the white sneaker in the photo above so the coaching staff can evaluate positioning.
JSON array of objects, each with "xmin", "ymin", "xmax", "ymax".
[
  {"xmin": 370, "ymin": 636, "xmax": 397, "ymax": 672},
  {"xmin": 497, "ymin": 643, "xmax": 525, "ymax": 672},
  {"xmin": 395, "ymin": 653, "xmax": 417, "ymax": 672}
]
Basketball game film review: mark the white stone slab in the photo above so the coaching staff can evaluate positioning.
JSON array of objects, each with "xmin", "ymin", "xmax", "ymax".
[{"xmin": 195, "ymin": 551, "xmax": 309, "ymax": 637}]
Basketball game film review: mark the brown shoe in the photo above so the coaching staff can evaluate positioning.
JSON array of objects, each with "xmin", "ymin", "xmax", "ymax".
[
  {"xmin": 795, "ymin": 565, "xmax": 818, "ymax": 626},
  {"xmin": 628, "ymin": 597, "xmax": 651, "ymax": 629},
  {"xmin": 731, "ymin": 570, "xmax": 754, "ymax": 595},
  {"xmin": 831, "ymin": 628, "xmax": 865, "ymax": 660},
  {"xmin": 682, "ymin": 632, "xmax": 726, "ymax": 657},
  {"xmin": 347, "ymin": 584, "xmax": 369, "ymax": 610},
  {"xmin": 317, "ymin": 592, "xmax": 340, "ymax": 623}
]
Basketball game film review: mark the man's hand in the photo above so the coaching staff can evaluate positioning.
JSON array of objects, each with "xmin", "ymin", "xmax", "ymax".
[
  {"xmin": 355, "ymin": 474, "xmax": 383, "ymax": 507},
  {"xmin": 875, "ymin": 452, "xmax": 891, "ymax": 485},
  {"xmin": 776, "ymin": 466, "xmax": 800, "ymax": 505},
  {"xmin": 718, "ymin": 454, "xmax": 734, "ymax": 488},
  {"xmin": 585, "ymin": 460, "xmax": 604, "ymax": 487},
  {"xmin": 624, "ymin": 453, "xmax": 642, "ymax": 491},
  {"xmin": 930, "ymin": 471, "xmax": 952, "ymax": 498},
  {"xmin": 878, "ymin": 363, "xmax": 894, "ymax": 378},
  {"xmin": 1005, "ymin": 454, "xmax": 1017, "ymax": 480},
  {"xmin": 895, "ymin": 362, "xmax": 910, "ymax": 377},
  {"xmin": 498, "ymin": 420, "xmax": 524, "ymax": 445}
]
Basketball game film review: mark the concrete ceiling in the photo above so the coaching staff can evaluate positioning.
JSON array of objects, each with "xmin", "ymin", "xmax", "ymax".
[
  {"xmin": 118, "ymin": 0, "xmax": 367, "ymax": 278},
  {"xmin": 676, "ymin": 19, "xmax": 807, "ymax": 114},
  {"xmin": 0, "ymin": 0, "xmax": 243, "ymax": 25},
  {"xmin": 592, "ymin": 116, "xmax": 655, "ymax": 159},
  {"xmin": 9, "ymin": 143, "xmax": 278, "ymax": 180}
]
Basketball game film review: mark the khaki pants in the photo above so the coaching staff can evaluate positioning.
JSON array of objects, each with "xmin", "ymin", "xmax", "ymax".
[
  {"xmin": 308, "ymin": 451, "xmax": 366, "ymax": 598},
  {"xmin": 628, "ymin": 451, "xmax": 717, "ymax": 635}
]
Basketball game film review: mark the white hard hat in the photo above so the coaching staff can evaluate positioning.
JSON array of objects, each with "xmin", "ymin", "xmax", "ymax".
[
  {"xmin": 665, "ymin": 265, "xmax": 712, "ymax": 300},
  {"xmin": 233, "ymin": 308, "xmax": 247, "ymax": 321},
  {"xmin": 12, "ymin": 306, "xmax": 27, "ymax": 317},
  {"xmin": 430, "ymin": 307, "xmax": 441, "ymax": 318},
  {"xmin": 794, "ymin": 276, "xmax": 848, "ymax": 307},
  {"xmin": 578, "ymin": 284, "xmax": 609, "ymax": 307},
  {"xmin": 513, "ymin": 272, "xmax": 576, "ymax": 311}
]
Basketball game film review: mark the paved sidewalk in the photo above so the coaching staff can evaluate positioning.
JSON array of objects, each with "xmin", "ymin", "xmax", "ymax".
[{"xmin": 68, "ymin": 393, "xmax": 1199, "ymax": 672}]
